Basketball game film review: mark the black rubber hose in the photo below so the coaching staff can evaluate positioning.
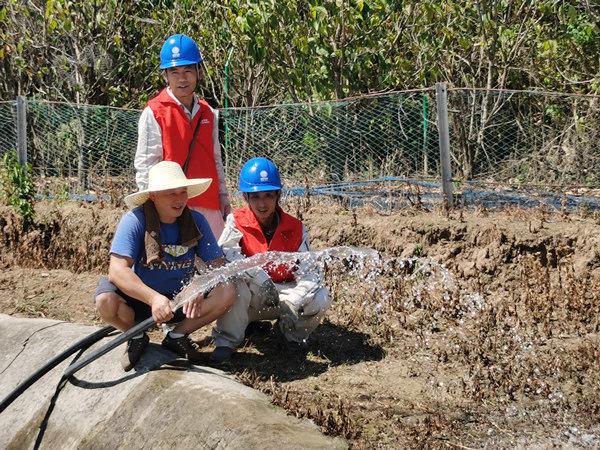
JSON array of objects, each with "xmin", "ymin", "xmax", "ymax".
[
  {"xmin": 0, "ymin": 325, "xmax": 115, "ymax": 414},
  {"xmin": 62, "ymin": 317, "xmax": 156, "ymax": 379}
]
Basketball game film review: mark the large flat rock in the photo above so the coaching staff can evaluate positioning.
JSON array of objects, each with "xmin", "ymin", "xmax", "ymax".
[{"xmin": 0, "ymin": 314, "xmax": 345, "ymax": 449}]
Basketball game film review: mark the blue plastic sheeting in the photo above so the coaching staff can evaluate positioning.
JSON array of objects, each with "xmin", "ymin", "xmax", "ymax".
[
  {"xmin": 34, "ymin": 176, "xmax": 599, "ymax": 212},
  {"xmin": 286, "ymin": 176, "xmax": 438, "ymax": 198},
  {"xmin": 462, "ymin": 188, "xmax": 600, "ymax": 211},
  {"xmin": 284, "ymin": 177, "xmax": 600, "ymax": 212}
]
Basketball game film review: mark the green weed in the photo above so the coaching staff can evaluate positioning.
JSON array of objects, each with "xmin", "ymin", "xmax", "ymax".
[{"xmin": 0, "ymin": 151, "xmax": 35, "ymax": 229}]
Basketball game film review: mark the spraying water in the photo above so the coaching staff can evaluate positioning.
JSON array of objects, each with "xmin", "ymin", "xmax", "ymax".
[
  {"xmin": 173, "ymin": 245, "xmax": 452, "ymax": 310},
  {"xmin": 174, "ymin": 246, "xmax": 379, "ymax": 308},
  {"xmin": 62, "ymin": 244, "xmax": 469, "ymax": 386}
]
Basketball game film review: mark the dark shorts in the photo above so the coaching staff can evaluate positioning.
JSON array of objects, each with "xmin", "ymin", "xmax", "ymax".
[{"xmin": 94, "ymin": 276, "xmax": 185, "ymax": 324}]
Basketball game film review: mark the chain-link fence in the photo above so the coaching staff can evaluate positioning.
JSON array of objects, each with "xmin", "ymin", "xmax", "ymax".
[
  {"xmin": 29, "ymin": 101, "xmax": 139, "ymax": 199},
  {"xmin": 448, "ymin": 89, "xmax": 599, "ymax": 209},
  {"xmin": 0, "ymin": 101, "xmax": 17, "ymax": 161},
  {"xmin": 449, "ymin": 89, "xmax": 599, "ymax": 188},
  {"xmin": 222, "ymin": 87, "xmax": 599, "ymax": 209},
  {"xmin": 222, "ymin": 89, "xmax": 439, "ymax": 184},
  {"xmin": 1, "ymin": 99, "xmax": 139, "ymax": 200},
  {"xmin": 0, "ymin": 87, "xmax": 598, "ymax": 209}
]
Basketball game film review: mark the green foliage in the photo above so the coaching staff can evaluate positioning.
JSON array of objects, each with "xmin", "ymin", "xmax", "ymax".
[
  {"xmin": 0, "ymin": 1, "xmax": 597, "ymax": 106},
  {"xmin": 0, "ymin": 151, "xmax": 35, "ymax": 228},
  {"xmin": 54, "ymin": 182, "xmax": 71, "ymax": 204}
]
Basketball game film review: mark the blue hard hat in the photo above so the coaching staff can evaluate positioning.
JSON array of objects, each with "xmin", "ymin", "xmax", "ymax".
[
  {"xmin": 239, "ymin": 157, "xmax": 282, "ymax": 192},
  {"xmin": 160, "ymin": 34, "xmax": 203, "ymax": 69}
]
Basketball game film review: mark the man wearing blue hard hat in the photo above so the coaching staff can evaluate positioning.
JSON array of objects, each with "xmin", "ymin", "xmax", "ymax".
[
  {"xmin": 210, "ymin": 157, "xmax": 331, "ymax": 363},
  {"xmin": 134, "ymin": 34, "xmax": 230, "ymax": 239}
]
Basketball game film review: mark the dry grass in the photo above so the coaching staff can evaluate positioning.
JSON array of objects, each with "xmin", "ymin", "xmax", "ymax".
[{"xmin": 1, "ymin": 199, "xmax": 599, "ymax": 447}]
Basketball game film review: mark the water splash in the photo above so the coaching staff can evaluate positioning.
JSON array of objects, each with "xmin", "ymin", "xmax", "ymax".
[
  {"xmin": 174, "ymin": 246, "xmax": 380, "ymax": 309},
  {"xmin": 173, "ymin": 245, "xmax": 454, "ymax": 312}
]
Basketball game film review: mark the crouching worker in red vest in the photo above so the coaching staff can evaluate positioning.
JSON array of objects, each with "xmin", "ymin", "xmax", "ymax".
[
  {"xmin": 210, "ymin": 157, "xmax": 331, "ymax": 363},
  {"xmin": 94, "ymin": 161, "xmax": 236, "ymax": 371}
]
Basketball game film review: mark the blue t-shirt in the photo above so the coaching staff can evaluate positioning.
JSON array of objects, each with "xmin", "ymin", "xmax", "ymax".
[{"xmin": 110, "ymin": 207, "xmax": 223, "ymax": 297}]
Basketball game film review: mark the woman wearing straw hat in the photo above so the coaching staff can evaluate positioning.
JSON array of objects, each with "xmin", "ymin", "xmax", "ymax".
[{"xmin": 94, "ymin": 161, "xmax": 236, "ymax": 371}]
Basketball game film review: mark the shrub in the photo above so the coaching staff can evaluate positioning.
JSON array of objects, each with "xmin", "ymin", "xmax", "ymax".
[{"xmin": 0, "ymin": 151, "xmax": 35, "ymax": 229}]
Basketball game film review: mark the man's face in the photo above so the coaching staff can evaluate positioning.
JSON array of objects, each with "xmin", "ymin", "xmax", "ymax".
[
  {"xmin": 245, "ymin": 190, "xmax": 280, "ymax": 225},
  {"xmin": 149, "ymin": 187, "xmax": 188, "ymax": 223},
  {"xmin": 163, "ymin": 64, "xmax": 198, "ymax": 100}
]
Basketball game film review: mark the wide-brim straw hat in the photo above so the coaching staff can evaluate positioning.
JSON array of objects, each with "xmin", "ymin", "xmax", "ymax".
[{"xmin": 124, "ymin": 161, "xmax": 212, "ymax": 209}]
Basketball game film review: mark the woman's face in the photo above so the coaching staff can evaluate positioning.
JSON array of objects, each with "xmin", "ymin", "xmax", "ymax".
[
  {"xmin": 149, "ymin": 187, "xmax": 189, "ymax": 223},
  {"xmin": 245, "ymin": 190, "xmax": 280, "ymax": 226}
]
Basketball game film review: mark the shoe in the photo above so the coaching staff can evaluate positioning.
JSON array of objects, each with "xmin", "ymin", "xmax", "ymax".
[
  {"xmin": 120, "ymin": 333, "xmax": 149, "ymax": 371},
  {"xmin": 161, "ymin": 333, "xmax": 203, "ymax": 364},
  {"xmin": 275, "ymin": 321, "xmax": 309, "ymax": 354},
  {"xmin": 284, "ymin": 339, "xmax": 309, "ymax": 353},
  {"xmin": 209, "ymin": 346, "xmax": 234, "ymax": 364},
  {"xmin": 245, "ymin": 320, "xmax": 272, "ymax": 336}
]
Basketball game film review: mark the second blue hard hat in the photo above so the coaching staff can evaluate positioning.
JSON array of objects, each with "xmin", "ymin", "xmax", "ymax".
[
  {"xmin": 160, "ymin": 34, "xmax": 203, "ymax": 69},
  {"xmin": 239, "ymin": 157, "xmax": 282, "ymax": 192}
]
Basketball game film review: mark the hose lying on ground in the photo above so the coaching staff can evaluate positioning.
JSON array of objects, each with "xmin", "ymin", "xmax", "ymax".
[
  {"xmin": 0, "ymin": 325, "xmax": 115, "ymax": 414},
  {"xmin": 62, "ymin": 317, "xmax": 156, "ymax": 379}
]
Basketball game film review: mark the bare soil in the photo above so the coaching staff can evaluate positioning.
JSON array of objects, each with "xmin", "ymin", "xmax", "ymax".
[{"xmin": 1, "ymin": 199, "xmax": 599, "ymax": 449}]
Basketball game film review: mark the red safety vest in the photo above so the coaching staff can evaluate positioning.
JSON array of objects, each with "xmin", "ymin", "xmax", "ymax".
[
  {"xmin": 147, "ymin": 89, "xmax": 220, "ymax": 210},
  {"xmin": 234, "ymin": 207, "xmax": 303, "ymax": 283}
]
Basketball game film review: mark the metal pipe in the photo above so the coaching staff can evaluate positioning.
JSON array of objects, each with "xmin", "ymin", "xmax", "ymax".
[{"xmin": 223, "ymin": 47, "xmax": 234, "ymax": 150}]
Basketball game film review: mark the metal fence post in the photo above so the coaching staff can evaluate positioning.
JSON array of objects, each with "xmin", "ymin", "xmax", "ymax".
[
  {"xmin": 77, "ymin": 119, "xmax": 89, "ymax": 192},
  {"xmin": 16, "ymin": 96, "xmax": 28, "ymax": 165},
  {"xmin": 435, "ymin": 83, "xmax": 453, "ymax": 205}
]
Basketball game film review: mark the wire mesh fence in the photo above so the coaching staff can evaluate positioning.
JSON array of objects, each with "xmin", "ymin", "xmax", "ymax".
[
  {"xmin": 448, "ymin": 89, "xmax": 599, "ymax": 209},
  {"xmin": 26, "ymin": 101, "xmax": 139, "ymax": 200},
  {"xmin": 221, "ymin": 89, "xmax": 439, "ymax": 185},
  {"xmin": 448, "ymin": 89, "xmax": 599, "ymax": 189},
  {"xmin": 0, "ymin": 101, "xmax": 17, "ymax": 160},
  {"xmin": 0, "ymin": 87, "xmax": 598, "ymax": 210}
]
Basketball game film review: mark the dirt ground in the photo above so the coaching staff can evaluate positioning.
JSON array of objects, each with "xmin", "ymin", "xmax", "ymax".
[{"xmin": 1, "ymin": 198, "xmax": 599, "ymax": 449}]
